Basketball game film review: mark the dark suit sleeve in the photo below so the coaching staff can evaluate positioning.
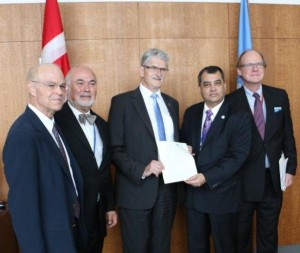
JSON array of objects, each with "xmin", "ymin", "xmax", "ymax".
[
  {"xmin": 203, "ymin": 111, "xmax": 252, "ymax": 189},
  {"xmin": 108, "ymin": 95, "xmax": 147, "ymax": 185},
  {"xmin": 3, "ymin": 132, "xmax": 46, "ymax": 253},
  {"xmin": 99, "ymin": 123, "xmax": 115, "ymax": 212},
  {"xmin": 281, "ymin": 90, "xmax": 297, "ymax": 175}
]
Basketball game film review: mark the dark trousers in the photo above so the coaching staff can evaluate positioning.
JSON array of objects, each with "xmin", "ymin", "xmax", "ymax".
[
  {"xmin": 79, "ymin": 204, "xmax": 104, "ymax": 253},
  {"xmin": 237, "ymin": 171, "xmax": 283, "ymax": 253},
  {"xmin": 187, "ymin": 208, "xmax": 238, "ymax": 253},
  {"xmin": 119, "ymin": 181, "xmax": 176, "ymax": 253}
]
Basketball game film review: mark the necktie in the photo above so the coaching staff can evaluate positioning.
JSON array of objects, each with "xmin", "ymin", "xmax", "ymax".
[
  {"xmin": 79, "ymin": 113, "xmax": 97, "ymax": 125},
  {"xmin": 253, "ymin": 93, "xmax": 265, "ymax": 139},
  {"xmin": 52, "ymin": 124, "xmax": 80, "ymax": 219},
  {"xmin": 52, "ymin": 124, "xmax": 69, "ymax": 167},
  {"xmin": 151, "ymin": 94, "xmax": 166, "ymax": 141},
  {"xmin": 201, "ymin": 110, "xmax": 213, "ymax": 145}
]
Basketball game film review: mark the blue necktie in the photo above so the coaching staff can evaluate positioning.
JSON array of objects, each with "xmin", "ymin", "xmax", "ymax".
[
  {"xmin": 201, "ymin": 110, "xmax": 213, "ymax": 145},
  {"xmin": 151, "ymin": 94, "xmax": 166, "ymax": 141}
]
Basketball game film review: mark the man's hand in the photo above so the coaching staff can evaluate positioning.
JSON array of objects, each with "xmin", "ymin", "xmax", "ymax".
[
  {"xmin": 106, "ymin": 211, "xmax": 118, "ymax": 228},
  {"xmin": 185, "ymin": 173, "xmax": 206, "ymax": 187},
  {"xmin": 285, "ymin": 173, "xmax": 294, "ymax": 188},
  {"xmin": 142, "ymin": 160, "xmax": 165, "ymax": 178}
]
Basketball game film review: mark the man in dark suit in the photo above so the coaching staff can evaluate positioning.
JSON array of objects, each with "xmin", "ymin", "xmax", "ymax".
[
  {"xmin": 3, "ymin": 63, "xmax": 86, "ymax": 253},
  {"xmin": 227, "ymin": 49, "xmax": 297, "ymax": 253},
  {"xmin": 181, "ymin": 66, "xmax": 251, "ymax": 253},
  {"xmin": 108, "ymin": 48, "xmax": 179, "ymax": 253},
  {"xmin": 55, "ymin": 65, "xmax": 117, "ymax": 253}
]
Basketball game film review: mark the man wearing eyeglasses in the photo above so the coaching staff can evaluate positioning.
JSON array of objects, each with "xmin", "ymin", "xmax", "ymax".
[
  {"xmin": 55, "ymin": 65, "xmax": 117, "ymax": 253},
  {"xmin": 227, "ymin": 49, "xmax": 297, "ymax": 253},
  {"xmin": 181, "ymin": 65, "xmax": 251, "ymax": 253},
  {"xmin": 108, "ymin": 48, "xmax": 179, "ymax": 252},
  {"xmin": 3, "ymin": 64, "xmax": 86, "ymax": 253}
]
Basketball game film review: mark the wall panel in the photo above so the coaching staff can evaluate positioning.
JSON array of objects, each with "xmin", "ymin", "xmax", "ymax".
[
  {"xmin": 61, "ymin": 3, "xmax": 139, "ymax": 40},
  {"xmin": 0, "ymin": 2, "xmax": 299, "ymax": 252},
  {"xmin": 0, "ymin": 4, "xmax": 42, "ymax": 42},
  {"xmin": 138, "ymin": 3, "xmax": 228, "ymax": 39}
]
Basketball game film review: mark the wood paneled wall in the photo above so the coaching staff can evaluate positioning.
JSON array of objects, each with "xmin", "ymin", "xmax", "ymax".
[{"xmin": 0, "ymin": 2, "xmax": 299, "ymax": 252}]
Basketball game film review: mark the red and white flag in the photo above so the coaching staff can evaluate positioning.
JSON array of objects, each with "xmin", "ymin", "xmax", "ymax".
[{"xmin": 41, "ymin": 0, "xmax": 70, "ymax": 76}]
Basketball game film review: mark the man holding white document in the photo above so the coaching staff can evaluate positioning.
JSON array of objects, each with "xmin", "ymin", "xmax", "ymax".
[
  {"xmin": 181, "ymin": 65, "xmax": 251, "ymax": 253},
  {"xmin": 108, "ymin": 48, "xmax": 179, "ymax": 253}
]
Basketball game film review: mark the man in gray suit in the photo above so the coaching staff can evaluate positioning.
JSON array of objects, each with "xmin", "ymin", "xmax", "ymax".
[{"xmin": 108, "ymin": 48, "xmax": 179, "ymax": 253}]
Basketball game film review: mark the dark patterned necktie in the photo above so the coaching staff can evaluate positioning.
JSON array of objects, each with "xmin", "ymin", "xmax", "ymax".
[
  {"xmin": 52, "ymin": 124, "xmax": 68, "ymax": 167},
  {"xmin": 52, "ymin": 124, "xmax": 80, "ymax": 218},
  {"xmin": 201, "ymin": 110, "xmax": 213, "ymax": 145},
  {"xmin": 151, "ymin": 94, "xmax": 166, "ymax": 141},
  {"xmin": 79, "ymin": 113, "xmax": 96, "ymax": 125},
  {"xmin": 253, "ymin": 93, "xmax": 265, "ymax": 139}
]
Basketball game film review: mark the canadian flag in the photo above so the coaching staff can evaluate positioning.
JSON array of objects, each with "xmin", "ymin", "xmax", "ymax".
[{"xmin": 41, "ymin": 0, "xmax": 70, "ymax": 76}]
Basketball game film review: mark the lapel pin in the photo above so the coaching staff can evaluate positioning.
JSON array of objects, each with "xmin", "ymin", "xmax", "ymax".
[{"xmin": 221, "ymin": 115, "xmax": 225, "ymax": 119}]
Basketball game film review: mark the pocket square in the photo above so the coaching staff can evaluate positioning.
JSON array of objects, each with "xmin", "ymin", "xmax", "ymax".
[{"xmin": 274, "ymin": 107, "xmax": 282, "ymax": 113}]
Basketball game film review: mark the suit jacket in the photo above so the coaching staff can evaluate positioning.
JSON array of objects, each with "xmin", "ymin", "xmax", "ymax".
[
  {"xmin": 227, "ymin": 85, "xmax": 297, "ymax": 201},
  {"xmin": 181, "ymin": 99, "xmax": 251, "ymax": 213},
  {"xmin": 55, "ymin": 103, "xmax": 115, "ymax": 239},
  {"xmin": 3, "ymin": 106, "xmax": 86, "ymax": 253},
  {"xmin": 108, "ymin": 87, "xmax": 179, "ymax": 209}
]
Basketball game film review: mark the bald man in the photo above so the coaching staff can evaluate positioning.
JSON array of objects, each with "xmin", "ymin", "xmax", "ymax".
[{"xmin": 3, "ymin": 64, "xmax": 86, "ymax": 253}]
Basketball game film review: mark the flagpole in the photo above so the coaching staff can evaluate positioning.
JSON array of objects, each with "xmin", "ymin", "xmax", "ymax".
[{"xmin": 237, "ymin": 0, "xmax": 252, "ymax": 88}]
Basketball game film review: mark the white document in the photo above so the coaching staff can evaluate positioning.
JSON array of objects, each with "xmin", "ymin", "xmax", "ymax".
[
  {"xmin": 157, "ymin": 141, "xmax": 197, "ymax": 184},
  {"xmin": 279, "ymin": 153, "xmax": 288, "ymax": 191}
]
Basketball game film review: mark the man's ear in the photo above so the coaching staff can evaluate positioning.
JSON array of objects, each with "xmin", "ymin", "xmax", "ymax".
[
  {"xmin": 28, "ymin": 81, "xmax": 37, "ymax": 97},
  {"xmin": 139, "ymin": 66, "xmax": 145, "ymax": 78},
  {"xmin": 237, "ymin": 68, "xmax": 242, "ymax": 77}
]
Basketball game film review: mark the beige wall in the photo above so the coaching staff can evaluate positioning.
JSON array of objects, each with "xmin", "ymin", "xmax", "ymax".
[{"xmin": 0, "ymin": 2, "xmax": 299, "ymax": 252}]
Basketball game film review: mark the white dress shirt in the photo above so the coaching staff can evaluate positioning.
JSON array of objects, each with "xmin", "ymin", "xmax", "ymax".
[
  {"xmin": 28, "ymin": 103, "xmax": 78, "ymax": 195},
  {"xmin": 139, "ymin": 84, "xmax": 175, "ymax": 142},
  {"xmin": 68, "ymin": 102, "xmax": 103, "ymax": 168}
]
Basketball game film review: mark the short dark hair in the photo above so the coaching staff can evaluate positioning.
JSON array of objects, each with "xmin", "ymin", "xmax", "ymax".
[
  {"xmin": 198, "ymin": 65, "xmax": 225, "ymax": 86},
  {"xmin": 236, "ymin": 49, "xmax": 267, "ymax": 68}
]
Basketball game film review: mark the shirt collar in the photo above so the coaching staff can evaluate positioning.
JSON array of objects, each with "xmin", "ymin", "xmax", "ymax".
[
  {"xmin": 28, "ymin": 103, "xmax": 55, "ymax": 133},
  {"xmin": 243, "ymin": 84, "xmax": 263, "ymax": 98},
  {"xmin": 139, "ymin": 83, "xmax": 162, "ymax": 99},
  {"xmin": 204, "ymin": 99, "xmax": 224, "ymax": 117},
  {"xmin": 68, "ymin": 101, "xmax": 91, "ymax": 120}
]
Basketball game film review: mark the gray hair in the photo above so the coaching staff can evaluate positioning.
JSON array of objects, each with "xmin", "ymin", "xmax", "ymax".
[{"xmin": 140, "ymin": 48, "xmax": 169, "ymax": 67}]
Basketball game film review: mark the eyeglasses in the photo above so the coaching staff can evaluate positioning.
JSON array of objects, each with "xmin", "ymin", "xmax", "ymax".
[
  {"xmin": 238, "ymin": 62, "xmax": 266, "ymax": 69},
  {"xmin": 142, "ymin": 65, "xmax": 169, "ymax": 74},
  {"xmin": 31, "ymin": 80, "xmax": 67, "ymax": 90}
]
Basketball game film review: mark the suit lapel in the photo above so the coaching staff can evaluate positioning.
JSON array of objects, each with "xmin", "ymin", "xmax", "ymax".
[
  {"xmin": 162, "ymin": 93, "xmax": 179, "ymax": 141},
  {"xmin": 26, "ymin": 107, "xmax": 74, "ymax": 182},
  {"xmin": 92, "ymin": 110, "xmax": 107, "ymax": 170},
  {"xmin": 61, "ymin": 103, "xmax": 94, "ymax": 153},
  {"xmin": 237, "ymin": 87, "xmax": 264, "ymax": 140},
  {"xmin": 194, "ymin": 103, "xmax": 204, "ymax": 151},
  {"xmin": 262, "ymin": 85, "xmax": 276, "ymax": 141},
  {"xmin": 202, "ymin": 101, "xmax": 229, "ymax": 146},
  {"xmin": 131, "ymin": 88, "xmax": 156, "ymax": 139}
]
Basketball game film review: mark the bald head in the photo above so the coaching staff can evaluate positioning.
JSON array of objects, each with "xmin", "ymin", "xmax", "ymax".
[{"xmin": 27, "ymin": 63, "xmax": 66, "ymax": 118}]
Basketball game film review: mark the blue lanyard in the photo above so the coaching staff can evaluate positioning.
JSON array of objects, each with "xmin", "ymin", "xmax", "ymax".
[{"xmin": 93, "ymin": 124, "xmax": 96, "ymax": 154}]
